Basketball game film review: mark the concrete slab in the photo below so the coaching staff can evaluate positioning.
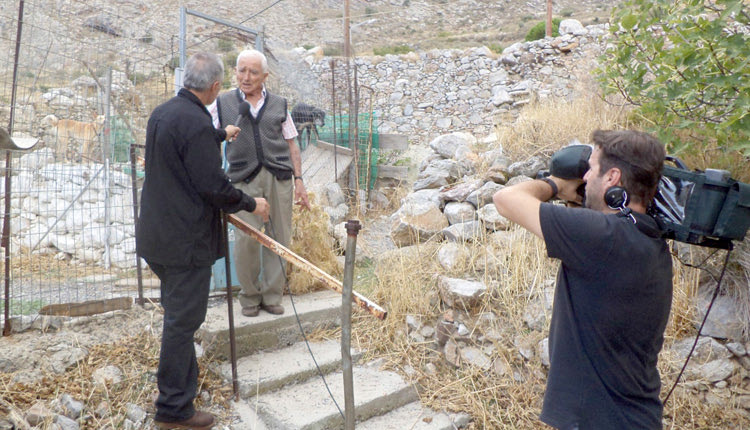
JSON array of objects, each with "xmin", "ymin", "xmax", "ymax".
[
  {"xmin": 356, "ymin": 402, "xmax": 456, "ymax": 430},
  {"xmin": 253, "ymin": 363, "xmax": 418, "ymax": 430},
  {"xmin": 230, "ymin": 398, "xmax": 269, "ymax": 430},
  {"xmin": 198, "ymin": 290, "xmax": 342, "ymax": 360},
  {"xmin": 218, "ymin": 339, "xmax": 362, "ymax": 399}
]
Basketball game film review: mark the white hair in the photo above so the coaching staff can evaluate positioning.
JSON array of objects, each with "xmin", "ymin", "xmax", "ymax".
[{"xmin": 236, "ymin": 49, "xmax": 268, "ymax": 73}]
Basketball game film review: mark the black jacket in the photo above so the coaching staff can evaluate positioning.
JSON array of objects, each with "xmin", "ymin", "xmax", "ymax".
[{"xmin": 136, "ymin": 88, "xmax": 256, "ymax": 267}]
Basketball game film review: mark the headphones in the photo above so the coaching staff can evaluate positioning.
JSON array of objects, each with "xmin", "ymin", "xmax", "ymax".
[{"xmin": 605, "ymin": 186, "xmax": 636, "ymax": 224}]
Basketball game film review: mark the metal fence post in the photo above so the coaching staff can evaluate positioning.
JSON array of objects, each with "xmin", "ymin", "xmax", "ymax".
[{"xmin": 341, "ymin": 219, "xmax": 361, "ymax": 430}]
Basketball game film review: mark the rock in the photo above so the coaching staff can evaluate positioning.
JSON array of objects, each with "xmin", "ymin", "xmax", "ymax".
[
  {"xmin": 443, "ymin": 202, "xmax": 476, "ymax": 225},
  {"xmin": 323, "ymin": 182, "xmax": 347, "ymax": 207},
  {"xmin": 507, "ymin": 156, "xmax": 546, "ymax": 179},
  {"xmin": 559, "ymin": 19, "xmax": 587, "ymax": 36},
  {"xmin": 467, "ymin": 181, "xmax": 504, "ymax": 208},
  {"xmin": 55, "ymin": 415, "xmax": 79, "ymax": 430},
  {"xmin": 696, "ymin": 289, "xmax": 744, "ymax": 341},
  {"xmin": 538, "ymin": 338, "xmax": 550, "ymax": 367},
  {"xmin": 493, "ymin": 358, "xmax": 509, "ymax": 376},
  {"xmin": 125, "ymin": 403, "xmax": 147, "ymax": 424},
  {"xmin": 726, "ymin": 342, "xmax": 746, "ymax": 357},
  {"xmin": 438, "ymin": 276, "xmax": 487, "ymax": 309},
  {"xmin": 514, "ymin": 336, "xmax": 536, "ymax": 361},
  {"xmin": 60, "ymin": 394, "xmax": 84, "ymax": 419},
  {"xmin": 690, "ymin": 358, "xmax": 738, "ymax": 382},
  {"xmin": 390, "ymin": 200, "xmax": 448, "ymax": 246},
  {"xmin": 92, "ymin": 365, "xmax": 124, "ymax": 386},
  {"xmin": 25, "ymin": 402, "xmax": 54, "ymax": 427},
  {"xmin": 50, "ymin": 347, "xmax": 87, "ymax": 373},
  {"xmin": 444, "ymin": 339, "xmax": 460, "ymax": 367},
  {"xmin": 442, "ymin": 220, "xmax": 485, "ymax": 243},
  {"xmin": 405, "ymin": 314, "xmax": 421, "ymax": 333},
  {"xmin": 460, "ymin": 346, "xmax": 492, "ymax": 370},
  {"xmin": 439, "ymin": 180, "xmax": 483, "ymax": 205},
  {"xmin": 428, "ymin": 132, "xmax": 477, "ymax": 159},
  {"xmin": 324, "ymin": 203, "xmax": 349, "ymax": 225},
  {"xmin": 437, "ymin": 242, "xmax": 470, "ymax": 272},
  {"xmin": 435, "ymin": 321, "xmax": 457, "ymax": 346},
  {"xmin": 476, "ymin": 203, "xmax": 511, "ymax": 231},
  {"xmin": 671, "ymin": 336, "xmax": 732, "ymax": 363}
]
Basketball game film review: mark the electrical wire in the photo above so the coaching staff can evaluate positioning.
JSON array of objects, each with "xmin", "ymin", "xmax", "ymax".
[
  {"xmin": 265, "ymin": 219, "xmax": 346, "ymax": 420},
  {"xmin": 662, "ymin": 244, "xmax": 734, "ymax": 405}
]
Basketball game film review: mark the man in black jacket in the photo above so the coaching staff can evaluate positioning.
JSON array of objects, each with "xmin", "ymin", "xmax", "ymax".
[{"xmin": 136, "ymin": 52, "xmax": 269, "ymax": 430}]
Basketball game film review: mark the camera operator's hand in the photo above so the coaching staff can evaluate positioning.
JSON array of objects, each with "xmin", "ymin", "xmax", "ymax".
[{"xmin": 550, "ymin": 176, "xmax": 585, "ymax": 206}]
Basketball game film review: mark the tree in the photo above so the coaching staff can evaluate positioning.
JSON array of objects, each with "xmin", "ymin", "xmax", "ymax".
[{"xmin": 598, "ymin": 0, "xmax": 749, "ymax": 157}]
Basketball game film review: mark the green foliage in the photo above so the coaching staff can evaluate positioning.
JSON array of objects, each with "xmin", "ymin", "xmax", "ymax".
[
  {"xmin": 373, "ymin": 45, "xmax": 413, "ymax": 56},
  {"xmin": 525, "ymin": 18, "xmax": 562, "ymax": 41},
  {"xmin": 598, "ymin": 0, "xmax": 750, "ymax": 157},
  {"xmin": 217, "ymin": 39, "xmax": 234, "ymax": 52},
  {"xmin": 323, "ymin": 45, "xmax": 342, "ymax": 56},
  {"xmin": 561, "ymin": 8, "xmax": 574, "ymax": 17},
  {"xmin": 302, "ymin": 43, "xmax": 315, "ymax": 50},
  {"xmin": 365, "ymin": 6, "xmax": 376, "ymax": 17},
  {"xmin": 111, "ymin": 115, "xmax": 136, "ymax": 163},
  {"xmin": 487, "ymin": 43, "xmax": 504, "ymax": 54},
  {"xmin": 1, "ymin": 299, "xmax": 45, "ymax": 316}
]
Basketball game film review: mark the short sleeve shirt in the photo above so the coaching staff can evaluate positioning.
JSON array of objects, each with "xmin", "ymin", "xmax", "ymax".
[{"xmin": 538, "ymin": 203, "xmax": 672, "ymax": 430}]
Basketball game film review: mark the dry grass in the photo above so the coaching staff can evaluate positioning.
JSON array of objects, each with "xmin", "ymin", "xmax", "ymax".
[
  {"xmin": 0, "ymin": 307, "xmax": 237, "ymax": 429},
  {"xmin": 494, "ymin": 92, "xmax": 633, "ymax": 162},
  {"xmin": 287, "ymin": 193, "xmax": 343, "ymax": 295}
]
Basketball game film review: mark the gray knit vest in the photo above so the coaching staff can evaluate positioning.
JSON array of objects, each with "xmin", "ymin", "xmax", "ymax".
[{"xmin": 217, "ymin": 89, "xmax": 292, "ymax": 183}]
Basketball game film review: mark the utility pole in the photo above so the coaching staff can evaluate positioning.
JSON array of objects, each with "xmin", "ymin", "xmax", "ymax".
[{"xmin": 546, "ymin": 0, "xmax": 553, "ymax": 37}]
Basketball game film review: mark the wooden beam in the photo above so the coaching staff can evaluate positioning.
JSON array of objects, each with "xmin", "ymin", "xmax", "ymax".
[{"xmin": 38, "ymin": 297, "xmax": 133, "ymax": 317}]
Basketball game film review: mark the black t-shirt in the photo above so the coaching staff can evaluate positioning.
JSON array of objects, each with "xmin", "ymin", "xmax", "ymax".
[{"xmin": 539, "ymin": 203, "xmax": 673, "ymax": 430}]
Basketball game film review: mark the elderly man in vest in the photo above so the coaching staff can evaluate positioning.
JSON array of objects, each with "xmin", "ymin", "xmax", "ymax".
[{"xmin": 217, "ymin": 49, "xmax": 310, "ymax": 317}]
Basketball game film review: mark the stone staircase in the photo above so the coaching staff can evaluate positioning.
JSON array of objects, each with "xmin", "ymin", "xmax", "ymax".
[{"xmin": 198, "ymin": 290, "xmax": 468, "ymax": 429}]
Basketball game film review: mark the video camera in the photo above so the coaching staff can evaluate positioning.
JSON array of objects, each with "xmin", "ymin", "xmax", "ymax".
[{"xmin": 539, "ymin": 144, "xmax": 750, "ymax": 249}]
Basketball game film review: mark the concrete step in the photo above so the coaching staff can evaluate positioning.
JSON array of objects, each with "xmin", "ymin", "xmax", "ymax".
[
  {"xmin": 356, "ymin": 401, "xmax": 460, "ymax": 430},
  {"xmin": 198, "ymin": 290, "xmax": 342, "ymax": 360},
  {"xmin": 217, "ymin": 339, "xmax": 363, "ymax": 399},
  {"xmin": 253, "ymin": 360, "xmax": 419, "ymax": 430}
]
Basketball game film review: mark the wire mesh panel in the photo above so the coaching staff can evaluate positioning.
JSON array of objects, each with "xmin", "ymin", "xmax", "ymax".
[{"xmin": 0, "ymin": 0, "xmax": 174, "ymax": 323}]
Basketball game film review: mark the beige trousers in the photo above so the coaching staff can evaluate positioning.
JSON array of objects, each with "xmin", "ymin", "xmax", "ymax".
[{"xmin": 233, "ymin": 167, "xmax": 293, "ymax": 308}]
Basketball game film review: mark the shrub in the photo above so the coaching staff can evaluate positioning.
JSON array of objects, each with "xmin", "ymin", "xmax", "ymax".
[
  {"xmin": 597, "ymin": 0, "xmax": 750, "ymax": 160},
  {"xmin": 488, "ymin": 43, "xmax": 504, "ymax": 54},
  {"xmin": 525, "ymin": 18, "xmax": 561, "ymax": 41},
  {"xmin": 373, "ymin": 45, "xmax": 413, "ymax": 56}
]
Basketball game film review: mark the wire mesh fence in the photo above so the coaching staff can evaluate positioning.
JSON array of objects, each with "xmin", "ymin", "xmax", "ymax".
[
  {"xmin": 1, "ymin": 0, "xmax": 386, "ymax": 328},
  {"xmin": 0, "ymin": 0, "xmax": 176, "ymax": 327}
]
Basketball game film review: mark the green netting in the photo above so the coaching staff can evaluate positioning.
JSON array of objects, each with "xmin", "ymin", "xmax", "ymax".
[
  {"xmin": 317, "ymin": 113, "xmax": 379, "ymax": 190},
  {"xmin": 110, "ymin": 115, "xmax": 136, "ymax": 163}
]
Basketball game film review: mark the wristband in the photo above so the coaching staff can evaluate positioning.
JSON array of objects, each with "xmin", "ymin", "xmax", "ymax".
[
  {"xmin": 540, "ymin": 177, "xmax": 558, "ymax": 200},
  {"xmin": 294, "ymin": 176, "xmax": 303, "ymax": 183}
]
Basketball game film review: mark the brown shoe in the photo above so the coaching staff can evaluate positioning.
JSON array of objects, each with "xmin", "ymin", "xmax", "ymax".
[
  {"xmin": 260, "ymin": 303, "xmax": 284, "ymax": 315},
  {"xmin": 241, "ymin": 305, "xmax": 260, "ymax": 317},
  {"xmin": 155, "ymin": 410, "xmax": 214, "ymax": 429}
]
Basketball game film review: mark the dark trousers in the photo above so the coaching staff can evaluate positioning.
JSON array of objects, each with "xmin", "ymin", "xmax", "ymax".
[{"xmin": 147, "ymin": 261, "xmax": 211, "ymax": 422}]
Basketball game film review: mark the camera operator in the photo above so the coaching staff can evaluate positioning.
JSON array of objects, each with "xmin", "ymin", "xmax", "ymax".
[{"xmin": 493, "ymin": 130, "xmax": 673, "ymax": 429}]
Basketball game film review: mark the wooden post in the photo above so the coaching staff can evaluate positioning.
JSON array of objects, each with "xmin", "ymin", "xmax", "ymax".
[{"xmin": 546, "ymin": 0, "xmax": 553, "ymax": 37}]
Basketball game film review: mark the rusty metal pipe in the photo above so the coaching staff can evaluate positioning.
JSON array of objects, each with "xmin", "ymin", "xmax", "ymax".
[
  {"xmin": 222, "ymin": 213, "xmax": 240, "ymax": 400},
  {"xmin": 227, "ymin": 214, "xmax": 387, "ymax": 320},
  {"xmin": 342, "ymin": 220, "xmax": 360, "ymax": 430}
]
